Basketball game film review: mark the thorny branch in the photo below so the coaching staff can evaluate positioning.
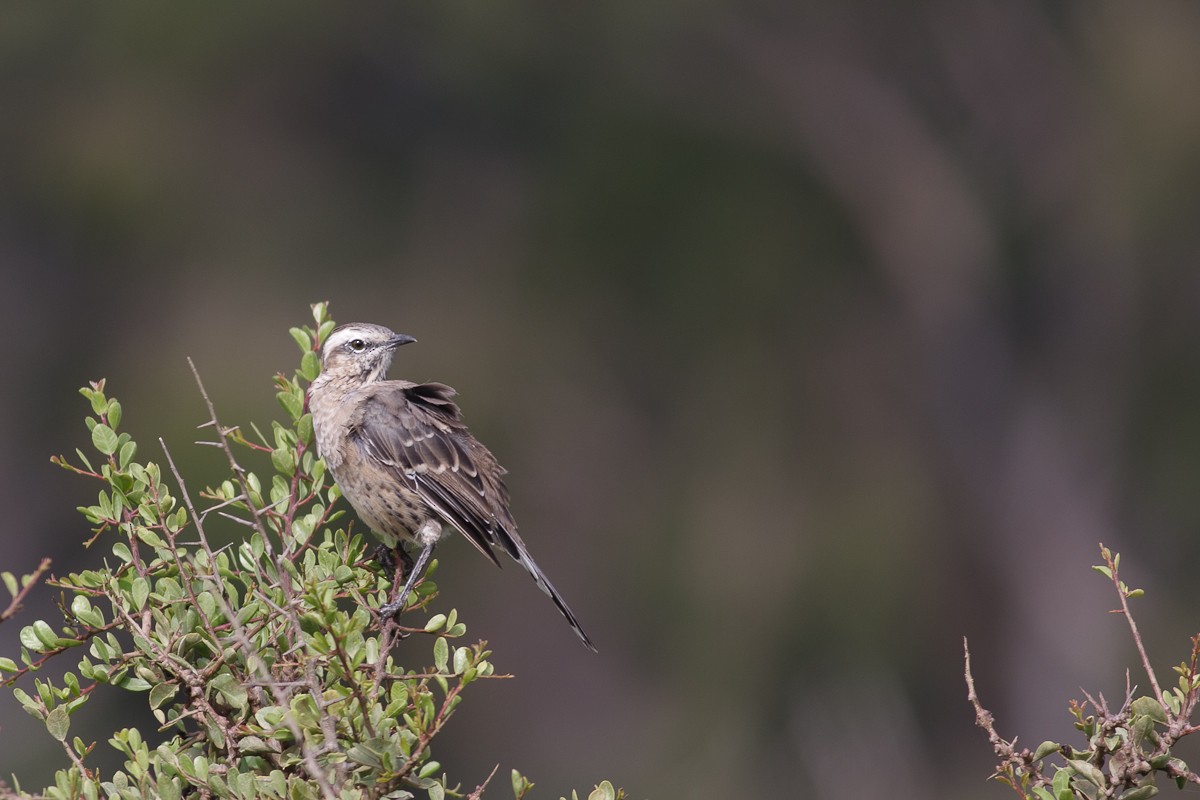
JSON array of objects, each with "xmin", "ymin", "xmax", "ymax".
[
  {"xmin": 963, "ymin": 638, "xmax": 1051, "ymax": 796},
  {"xmin": 1098, "ymin": 544, "xmax": 1162, "ymax": 703},
  {"xmin": 967, "ymin": 545, "xmax": 1200, "ymax": 798},
  {"xmin": 162, "ymin": 422, "xmax": 340, "ymax": 800}
]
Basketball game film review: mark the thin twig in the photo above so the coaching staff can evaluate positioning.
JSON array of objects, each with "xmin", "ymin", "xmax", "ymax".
[
  {"xmin": 161, "ymin": 433, "xmax": 339, "ymax": 800},
  {"xmin": 0, "ymin": 558, "xmax": 52, "ymax": 622},
  {"xmin": 188, "ymin": 358, "xmax": 271, "ymax": 545},
  {"xmin": 187, "ymin": 360, "xmax": 351, "ymax": 787},
  {"xmin": 1101, "ymin": 545, "xmax": 1163, "ymax": 703},
  {"xmin": 465, "ymin": 763, "xmax": 500, "ymax": 800},
  {"xmin": 964, "ymin": 637, "xmax": 1050, "ymax": 795},
  {"xmin": 965, "ymin": 637, "xmax": 1005, "ymax": 753}
]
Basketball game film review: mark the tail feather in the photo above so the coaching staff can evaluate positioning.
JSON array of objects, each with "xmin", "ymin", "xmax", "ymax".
[{"xmin": 504, "ymin": 534, "xmax": 597, "ymax": 652}]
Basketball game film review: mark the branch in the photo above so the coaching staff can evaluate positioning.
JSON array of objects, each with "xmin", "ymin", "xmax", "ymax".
[
  {"xmin": 1099, "ymin": 545, "xmax": 1163, "ymax": 703},
  {"xmin": 160, "ymin": 431, "xmax": 340, "ymax": 800},
  {"xmin": 187, "ymin": 358, "xmax": 272, "ymax": 546},
  {"xmin": 0, "ymin": 559, "xmax": 52, "ymax": 623},
  {"xmin": 465, "ymin": 763, "xmax": 500, "ymax": 800},
  {"xmin": 964, "ymin": 637, "xmax": 1050, "ymax": 795}
]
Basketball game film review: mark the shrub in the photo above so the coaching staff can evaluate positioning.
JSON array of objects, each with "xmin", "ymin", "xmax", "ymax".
[
  {"xmin": 968, "ymin": 545, "xmax": 1200, "ymax": 800},
  {"xmin": 0, "ymin": 302, "xmax": 622, "ymax": 800}
]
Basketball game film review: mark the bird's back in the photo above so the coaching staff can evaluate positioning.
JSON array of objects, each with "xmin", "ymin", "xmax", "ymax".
[{"xmin": 348, "ymin": 380, "xmax": 516, "ymax": 565}]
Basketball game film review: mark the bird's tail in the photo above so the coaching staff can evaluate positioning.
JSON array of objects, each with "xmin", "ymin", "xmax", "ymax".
[{"xmin": 504, "ymin": 533, "xmax": 597, "ymax": 652}]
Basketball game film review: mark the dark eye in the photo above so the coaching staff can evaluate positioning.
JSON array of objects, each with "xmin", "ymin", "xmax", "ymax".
[{"xmin": 348, "ymin": 339, "xmax": 366, "ymax": 352}]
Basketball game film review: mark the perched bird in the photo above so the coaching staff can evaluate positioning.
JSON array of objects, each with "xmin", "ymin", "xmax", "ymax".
[{"xmin": 307, "ymin": 322, "xmax": 596, "ymax": 651}]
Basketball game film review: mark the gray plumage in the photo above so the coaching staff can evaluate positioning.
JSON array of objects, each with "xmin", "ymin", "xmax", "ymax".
[{"xmin": 308, "ymin": 322, "xmax": 596, "ymax": 651}]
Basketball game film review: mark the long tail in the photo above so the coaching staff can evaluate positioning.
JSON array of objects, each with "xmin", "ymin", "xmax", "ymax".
[{"xmin": 502, "ymin": 532, "xmax": 597, "ymax": 652}]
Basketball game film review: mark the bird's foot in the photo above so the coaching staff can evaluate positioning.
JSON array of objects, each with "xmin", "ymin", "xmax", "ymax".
[{"xmin": 379, "ymin": 597, "xmax": 408, "ymax": 619}]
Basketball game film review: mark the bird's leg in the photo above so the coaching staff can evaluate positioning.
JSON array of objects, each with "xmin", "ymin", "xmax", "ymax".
[
  {"xmin": 380, "ymin": 541, "xmax": 435, "ymax": 619},
  {"xmin": 398, "ymin": 547, "xmax": 415, "ymax": 577}
]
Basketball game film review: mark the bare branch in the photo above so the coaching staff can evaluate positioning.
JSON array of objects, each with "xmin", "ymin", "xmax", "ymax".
[
  {"xmin": 465, "ymin": 763, "xmax": 500, "ymax": 800},
  {"xmin": 1100, "ymin": 544, "xmax": 1163, "ymax": 703}
]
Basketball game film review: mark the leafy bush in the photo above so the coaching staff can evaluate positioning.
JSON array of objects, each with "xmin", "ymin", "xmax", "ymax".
[
  {"xmin": 0, "ymin": 303, "xmax": 622, "ymax": 800},
  {"xmin": 968, "ymin": 546, "xmax": 1200, "ymax": 800}
]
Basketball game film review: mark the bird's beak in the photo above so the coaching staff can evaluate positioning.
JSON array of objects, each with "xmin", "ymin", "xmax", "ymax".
[{"xmin": 387, "ymin": 333, "xmax": 417, "ymax": 349}]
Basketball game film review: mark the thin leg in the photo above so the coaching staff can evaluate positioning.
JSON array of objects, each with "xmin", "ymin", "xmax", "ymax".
[{"xmin": 379, "ymin": 541, "xmax": 435, "ymax": 619}]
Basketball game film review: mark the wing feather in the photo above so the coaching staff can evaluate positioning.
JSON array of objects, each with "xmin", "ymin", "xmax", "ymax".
[
  {"xmin": 350, "ymin": 382, "xmax": 513, "ymax": 566},
  {"xmin": 347, "ymin": 380, "xmax": 597, "ymax": 651}
]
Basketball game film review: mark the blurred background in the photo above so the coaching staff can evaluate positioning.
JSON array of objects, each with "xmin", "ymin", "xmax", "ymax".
[{"xmin": 3, "ymin": 2, "xmax": 1200, "ymax": 797}]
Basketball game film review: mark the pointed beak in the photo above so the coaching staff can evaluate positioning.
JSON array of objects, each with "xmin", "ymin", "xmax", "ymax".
[{"xmin": 387, "ymin": 333, "xmax": 417, "ymax": 349}]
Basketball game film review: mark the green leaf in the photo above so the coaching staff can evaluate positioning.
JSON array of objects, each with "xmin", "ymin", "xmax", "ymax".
[
  {"xmin": 289, "ymin": 327, "xmax": 311, "ymax": 353},
  {"xmin": 452, "ymin": 646, "xmax": 470, "ymax": 675},
  {"xmin": 157, "ymin": 773, "xmax": 181, "ymax": 800},
  {"xmin": 2, "ymin": 571, "xmax": 16, "ymax": 597},
  {"xmin": 91, "ymin": 424, "xmax": 119, "ymax": 456},
  {"xmin": 211, "ymin": 673, "xmax": 248, "ymax": 712},
  {"xmin": 1119, "ymin": 785, "xmax": 1159, "ymax": 799},
  {"xmin": 0, "ymin": 657, "xmax": 18, "ymax": 672},
  {"xmin": 71, "ymin": 595, "xmax": 96, "ymax": 625},
  {"xmin": 512, "ymin": 770, "xmax": 533, "ymax": 800},
  {"xmin": 1092, "ymin": 565, "xmax": 1112, "ymax": 579},
  {"xmin": 33, "ymin": 620, "xmax": 59, "ymax": 649},
  {"xmin": 277, "ymin": 389, "xmax": 303, "ymax": 421},
  {"xmin": 588, "ymin": 782, "xmax": 617, "ymax": 800},
  {"xmin": 86, "ymin": 388, "xmax": 108, "ymax": 416},
  {"xmin": 197, "ymin": 591, "xmax": 217, "ymax": 621},
  {"xmin": 18, "ymin": 624, "xmax": 41, "ymax": 651},
  {"xmin": 425, "ymin": 614, "xmax": 447, "ymax": 633},
  {"xmin": 433, "ymin": 636, "xmax": 449, "ymax": 672},
  {"xmin": 271, "ymin": 447, "xmax": 296, "ymax": 475},
  {"xmin": 106, "ymin": 399, "xmax": 122, "ymax": 430},
  {"xmin": 347, "ymin": 742, "xmax": 384, "ymax": 770},
  {"xmin": 300, "ymin": 350, "xmax": 320, "ymax": 381},
  {"xmin": 119, "ymin": 440, "xmax": 138, "ymax": 469},
  {"xmin": 1130, "ymin": 696, "xmax": 1168, "ymax": 724},
  {"xmin": 112, "ymin": 672, "xmax": 151, "ymax": 691},
  {"xmin": 45, "ymin": 706, "xmax": 70, "ymax": 741},
  {"xmin": 149, "ymin": 682, "xmax": 176, "ymax": 710},
  {"xmin": 1068, "ymin": 759, "xmax": 1106, "ymax": 788},
  {"xmin": 74, "ymin": 448, "xmax": 95, "ymax": 473},
  {"xmin": 291, "ymin": 694, "xmax": 320, "ymax": 729},
  {"xmin": 1033, "ymin": 741, "xmax": 1060, "ymax": 761},
  {"xmin": 135, "ymin": 526, "xmax": 164, "ymax": 548},
  {"xmin": 1052, "ymin": 766, "xmax": 1071, "ymax": 797},
  {"xmin": 317, "ymin": 319, "xmax": 335, "ymax": 344},
  {"xmin": 130, "ymin": 577, "xmax": 150, "ymax": 611},
  {"xmin": 296, "ymin": 413, "xmax": 314, "ymax": 445}
]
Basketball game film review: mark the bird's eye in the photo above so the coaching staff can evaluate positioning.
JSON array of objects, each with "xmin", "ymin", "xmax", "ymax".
[{"xmin": 348, "ymin": 339, "xmax": 366, "ymax": 352}]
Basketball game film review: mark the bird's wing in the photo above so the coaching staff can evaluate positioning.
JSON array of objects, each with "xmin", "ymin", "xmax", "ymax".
[
  {"xmin": 349, "ymin": 382, "xmax": 516, "ymax": 566},
  {"xmin": 351, "ymin": 381, "xmax": 598, "ymax": 651}
]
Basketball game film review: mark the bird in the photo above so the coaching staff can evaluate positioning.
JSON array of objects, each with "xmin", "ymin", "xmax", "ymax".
[{"xmin": 307, "ymin": 322, "xmax": 596, "ymax": 651}]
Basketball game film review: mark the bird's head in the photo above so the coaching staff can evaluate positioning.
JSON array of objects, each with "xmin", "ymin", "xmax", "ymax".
[{"xmin": 319, "ymin": 323, "xmax": 417, "ymax": 383}]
